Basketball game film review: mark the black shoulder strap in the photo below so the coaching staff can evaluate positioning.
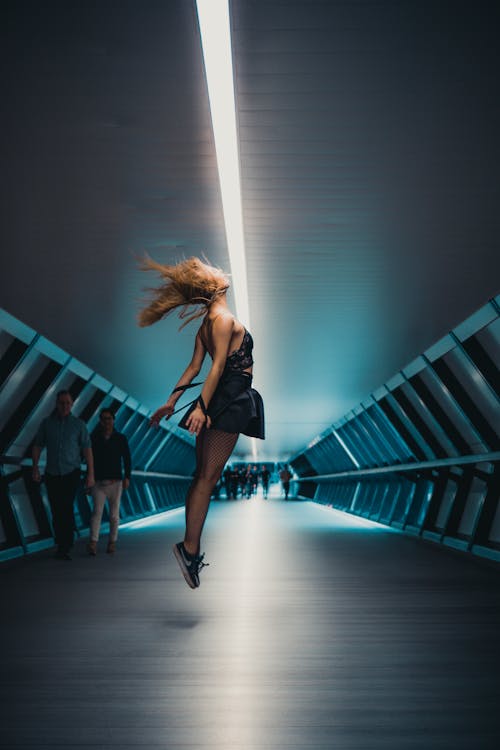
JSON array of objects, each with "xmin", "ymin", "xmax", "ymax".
[{"xmin": 169, "ymin": 382, "xmax": 204, "ymax": 417}]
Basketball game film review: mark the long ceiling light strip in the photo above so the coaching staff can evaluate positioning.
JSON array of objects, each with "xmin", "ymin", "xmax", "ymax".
[{"xmin": 196, "ymin": 0, "xmax": 250, "ymax": 329}]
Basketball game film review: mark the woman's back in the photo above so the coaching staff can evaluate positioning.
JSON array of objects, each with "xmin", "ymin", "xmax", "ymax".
[{"xmin": 200, "ymin": 314, "xmax": 253, "ymax": 373}]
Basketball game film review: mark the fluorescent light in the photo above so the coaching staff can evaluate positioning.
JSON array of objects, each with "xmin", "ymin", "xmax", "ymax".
[
  {"xmin": 250, "ymin": 437, "xmax": 258, "ymax": 459},
  {"xmin": 196, "ymin": 0, "xmax": 250, "ymax": 329},
  {"xmin": 333, "ymin": 430, "xmax": 361, "ymax": 468}
]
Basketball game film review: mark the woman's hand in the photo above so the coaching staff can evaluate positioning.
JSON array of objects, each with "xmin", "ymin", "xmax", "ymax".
[
  {"xmin": 185, "ymin": 405, "xmax": 208, "ymax": 436},
  {"xmin": 150, "ymin": 402, "xmax": 175, "ymax": 427}
]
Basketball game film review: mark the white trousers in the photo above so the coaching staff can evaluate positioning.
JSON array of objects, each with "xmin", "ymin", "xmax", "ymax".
[{"xmin": 90, "ymin": 480, "xmax": 123, "ymax": 542}]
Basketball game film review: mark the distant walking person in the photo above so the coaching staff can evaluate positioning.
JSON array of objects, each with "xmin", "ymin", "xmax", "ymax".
[
  {"xmin": 87, "ymin": 409, "xmax": 131, "ymax": 555},
  {"xmin": 279, "ymin": 465, "xmax": 292, "ymax": 500},
  {"xmin": 139, "ymin": 256, "xmax": 265, "ymax": 589},
  {"xmin": 261, "ymin": 465, "xmax": 270, "ymax": 499},
  {"xmin": 32, "ymin": 390, "xmax": 94, "ymax": 560}
]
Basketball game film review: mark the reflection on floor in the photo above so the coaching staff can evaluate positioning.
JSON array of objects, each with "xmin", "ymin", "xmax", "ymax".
[{"xmin": 1, "ymin": 497, "xmax": 499, "ymax": 749}]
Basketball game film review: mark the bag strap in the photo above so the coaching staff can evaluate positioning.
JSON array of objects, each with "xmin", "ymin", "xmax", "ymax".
[
  {"xmin": 171, "ymin": 382, "xmax": 203, "ymax": 394},
  {"xmin": 170, "ymin": 382, "xmax": 207, "ymax": 419},
  {"xmin": 171, "ymin": 378, "xmax": 251, "ymax": 422}
]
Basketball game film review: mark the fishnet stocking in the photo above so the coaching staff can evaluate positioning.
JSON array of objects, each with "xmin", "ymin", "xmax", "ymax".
[{"xmin": 183, "ymin": 428, "xmax": 239, "ymax": 555}]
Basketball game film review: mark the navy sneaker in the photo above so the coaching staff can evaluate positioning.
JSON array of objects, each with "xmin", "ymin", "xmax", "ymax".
[{"xmin": 173, "ymin": 542, "xmax": 209, "ymax": 589}]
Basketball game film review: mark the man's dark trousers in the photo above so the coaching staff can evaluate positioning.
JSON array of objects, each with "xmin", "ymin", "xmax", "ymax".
[{"xmin": 45, "ymin": 469, "xmax": 81, "ymax": 553}]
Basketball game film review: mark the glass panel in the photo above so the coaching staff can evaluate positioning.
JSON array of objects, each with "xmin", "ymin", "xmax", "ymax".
[
  {"xmin": 418, "ymin": 369, "xmax": 487, "ymax": 454},
  {"xmin": 114, "ymin": 406, "xmax": 135, "ymax": 432},
  {"xmin": 363, "ymin": 483, "xmax": 380, "ymax": 516},
  {"xmin": 10, "ymin": 479, "xmax": 39, "ymax": 537},
  {"xmin": 378, "ymin": 481, "xmax": 397, "ymax": 521},
  {"xmin": 399, "ymin": 382, "xmax": 458, "ymax": 458},
  {"xmin": 363, "ymin": 409, "xmax": 401, "ymax": 463},
  {"xmin": 488, "ymin": 500, "xmax": 500, "ymax": 544},
  {"xmin": 338, "ymin": 423, "xmax": 372, "ymax": 468},
  {"xmin": 356, "ymin": 413, "xmax": 394, "ymax": 465},
  {"xmin": 331, "ymin": 433, "xmax": 358, "ymax": 472},
  {"xmin": 136, "ymin": 430, "xmax": 165, "ymax": 470},
  {"xmin": 349, "ymin": 419, "xmax": 384, "ymax": 466},
  {"xmin": 320, "ymin": 434, "xmax": 349, "ymax": 473},
  {"xmin": 0, "ymin": 350, "xmax": 50, "ymax": 432},
  {"xmin": 406, "ymin": 480, "xmax": 434, "ymax": 527},
  {"xmin": 352, "ymin": 482, "xmax": 363, "ymax": 510},
  {"xmin": 392, "ymin": 480, "xmax": 416, "ymax": 524},
  {"xmin": 345, "ymin": 483, "xmax": 357, "ymax": 509},
  {"xmin": 352, "ymin": 483, "xmax": 367, "ymax": 513},
  {"xmin": 435, "ymin": 481, "xmax": 458, "ymax": 530},
  {"xmin": 458, "ymin": 477, "xmax": 487, "ymax": 537},
  {"xmin": 369, "ymin": 405, "xmax": 413, "ymax": 461},
  {"xmin": 9, "ymin": 370, "xmax": 82, "ymax": 459},
  {"xmin": 0, "ymin": 330, "xmax": 15, "ymax": 359},
  {"xmin": 121, "ymin": 413, "xmax": 144, "ymax": 441},
  {"xmin": 384, "ymin": 394, "xmax": 435, "ymax": 461},
  {"xmin": 366, "ymin": 482, "xmax": 386, "ymax": 518},
  {"xmin": 131, "ymin": 482, "xmax": 144, "ymax": 513},
  {"xmin": 128, "ymin": 485, "xmax": 143, "ymax": 516},
  {"xmin": 128, "ymin": 419, "xmax": 150, "ymax": 452},
  {"xmin": 475, "ymin": 317, "xmax": 500, "ymax": 368},
  {"xmin": 144, "ymin": 483, "xmax": 158, "ymax": 512},
  {"xmin": 153, "ymin": 434, "xmax": 194, "ymax": 475},
  {"xmin": 71, "ymin": 383, "xmax": 101, "ymax": 417},
  {"xmin": 335, "ymin": 483, "xmax": 352, "ymax": 509},
  {"xmin": 443, "ymin": 347, "xmax": 500, "ymax": 437},
  {"xmin": 0, "ymin": 516, "xmax": 6, "ymax": 545},
  {"xmin": 317, "ymin": 437, "xmax": 336, "ymax": 473}
]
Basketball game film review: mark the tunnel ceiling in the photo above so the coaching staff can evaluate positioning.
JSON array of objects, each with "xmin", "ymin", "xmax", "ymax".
[{"xmin": 2, "ymin": 0, "xmax": 500, "ymax": 460}]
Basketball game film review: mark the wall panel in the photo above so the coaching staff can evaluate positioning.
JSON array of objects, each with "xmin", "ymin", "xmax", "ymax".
[
  {"xmin": 0, "ymin": 309, "xmax": 195, "ymax": 561},
  {"xmin": 292, "ymin": 297, "xmax": 500, "ymax": 563}
]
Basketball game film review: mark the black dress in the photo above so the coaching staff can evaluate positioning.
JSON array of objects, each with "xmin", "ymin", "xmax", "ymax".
[{"xmin": 179, "ymin": 329, "xmax": 265, "ymax": 439}]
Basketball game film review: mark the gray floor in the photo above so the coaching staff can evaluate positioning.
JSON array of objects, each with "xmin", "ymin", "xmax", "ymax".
[{"xmin": 1, "ymin": 496, "xmax": 499, "ymax": 749}]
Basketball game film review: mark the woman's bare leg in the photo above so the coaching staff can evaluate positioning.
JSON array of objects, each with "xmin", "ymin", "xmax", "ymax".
[{"xmin": 183, "ymin": 428, "xmax": 239, "ymax": 556}]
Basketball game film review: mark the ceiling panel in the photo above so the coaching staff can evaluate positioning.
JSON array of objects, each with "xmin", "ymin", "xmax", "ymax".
[{"xmin": 233, "ymin": 0, "xmax": 500, "ymax": 457}]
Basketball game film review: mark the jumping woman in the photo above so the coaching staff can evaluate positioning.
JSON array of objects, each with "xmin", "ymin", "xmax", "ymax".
[{"xmin": 139, "ymin": 257, "xmax": 265, "ymax": 589}]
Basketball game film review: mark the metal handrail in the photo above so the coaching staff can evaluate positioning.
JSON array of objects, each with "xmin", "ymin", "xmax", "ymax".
[
  {"xmin": 0, "ymin": 455, "xmax": 192, "ymax": 481},
  {"xmin": 294, "ymin": 451, "xmax": 500, "ymax": 482}
]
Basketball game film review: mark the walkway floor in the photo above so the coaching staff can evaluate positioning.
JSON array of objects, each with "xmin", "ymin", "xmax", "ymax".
[{"xmin": 1, "ymin": 497, "xmax": 499, "ymax": 749}]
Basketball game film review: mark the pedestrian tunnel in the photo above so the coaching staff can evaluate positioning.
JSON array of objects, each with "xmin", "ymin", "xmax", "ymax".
[{"xmin": 1, "ymin": 294, "xmax": 499, "ymax": 565}]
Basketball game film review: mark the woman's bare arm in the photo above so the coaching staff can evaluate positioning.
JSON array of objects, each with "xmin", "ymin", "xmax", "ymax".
[{"xmin": 150, "ymin": 331, "xmax": 207, "ymax": 426}]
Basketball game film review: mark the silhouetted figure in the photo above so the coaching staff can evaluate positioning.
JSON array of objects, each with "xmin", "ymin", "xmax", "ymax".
[
  {"xmin": 230, "ymin": 466, "xmax": 240, "ymax": 499},
  {"xmin": 261, "ymin": 465, "xmax": 270, "ymax": 498},
  {"xmin": 237, "ymin": 466, "xmax": 246, "ymax": 497},
  {"xmin": 279, "ymin": 465, "xmax": 292, "ymax": 500},
  {"xmin": 140, "ymin": 256, "xmax": 265, "ymax": 589},
  {"xmin": 244, "ymin": 464, "xmax": 253, "ymax": 498},
  {"xmin": 32, "ymin": 390, "xmax": 94, "ymax": 560},
  {"xmin": 223, "ymin": 465, "xmax": 232, "ymax": 499},
  {"xmin": 250, "ymin": 464, "xmax": 259, "ymax": 495},
  {"xmin": 87, "ymin": 409, "xmax": 131, "ymax": 556}
]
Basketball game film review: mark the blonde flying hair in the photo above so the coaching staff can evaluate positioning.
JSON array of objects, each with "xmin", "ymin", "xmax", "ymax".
[{"xmin": 138, "ymin": 256, "xmax": 229, "ymax": 328}]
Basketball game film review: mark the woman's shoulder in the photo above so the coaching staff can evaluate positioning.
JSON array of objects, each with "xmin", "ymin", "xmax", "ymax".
[
  {"xmin": 197, "ymin": 312, "xmax": 234, "ymax": 344},
  {"xmin": 207, "ymin": 312, "xmax": 237, "ymax": 331}
]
